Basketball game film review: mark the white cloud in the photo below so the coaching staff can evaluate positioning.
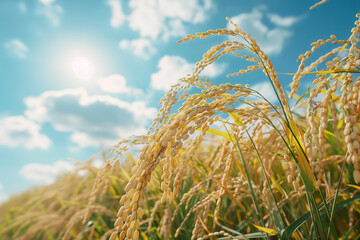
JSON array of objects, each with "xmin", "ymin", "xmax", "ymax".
[
  {"xmin": 20, "ymin": 161, "xmax": 75, "ymax": 185},
  {"xmin": 202, "ymin": 63, "xmax": 226, "ymax": 78},
  {"xmin": 0, "ymin": 194, "xmax": 9, "ymax": 204},
  {"xmin": 161, "ymin": 19, "xmax": 186, "ymax": 41},
  {"xmin": 227, "ymin": 7, "xmax": 300, "ymax": 55},
  {"xmin": 77, "ymin": 158, "xmax": 106, "ymax": 176},
  {"xmin": 19, "ymin": 2, "xmax": 27, "ymax": 13},
  {"xmin": 98, "ymin": 74, "xmax": 143, "ymax": 95},
  {"xmin": 36, "ymin": 0, "xmax": 63, "ymax": 27},
  {"xmin": 20, "ymin": 158, "xmax": 106, "ymax": 185},
  {"xmin": 128, "ymin": 0, "xmax": 213, "ymax": 40},
  {"xmin": 38, "ymin": 0, "xmax": 55, "ymax": 4},
  {"xmin": 151, "ymin": 55, "xmax": 226, "ymax": 91},
  {"xmin": 0, "ymin": 116, "xmax": 51, "ymax": 150},
  {"xmin": 128, "ymin": 0, "xmax": 164, "ymax": 40},
  {"xmin": 4, "ymin": 39, "xmax": 28, "ymax": 60},
  {"xmin": 119, "ymin": 38, "xmax": 157, "ymax": 58},
  {"xmin": 0, "ymin": 183, "xmax": 8, "ymax": 203},
  {"xmin": 112, "ymin": 0, "xmax": 214, "ymax": 58},
  {"xmin": 251, "ymin": 81, "xmax": 278, "ymax": 103},
  {"xmin": 92, "ymin": 159, "xmax": 105, "ymax": 168},
  {"xmin": 0, "ymin": 184, "xmax": 8, "ymax": 203},
  {"xmin": 98, "ymin": 74, "xmax": 129, "ymax": 93},
  {"xmin": 25, "ymin": 88, "xmax": 156, "ymax": 147},
  {"xmin": 267, "ymin": 13, "xmax": 300, "ymax": 27},
  {"xmin": 158, "ymin": 0, "xmax": 212, "ymax": 23},
  {"xmin": 107, "ymin": 0, "xmax": 126, "ymax": 28},
  {"xmin": 151, "ymin": 55, "xmax": 193, "ymax": 91}
]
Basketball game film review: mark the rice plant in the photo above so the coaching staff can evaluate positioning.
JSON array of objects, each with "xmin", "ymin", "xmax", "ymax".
[{"xmin": 1, "ymin": 2, "xmax": 360, "ymax": 240}]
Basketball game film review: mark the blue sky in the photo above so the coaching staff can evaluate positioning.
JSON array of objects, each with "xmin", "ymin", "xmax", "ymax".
[{"xmin": 0, "ymin": 0, "xmax": 359, "ymax": 203}]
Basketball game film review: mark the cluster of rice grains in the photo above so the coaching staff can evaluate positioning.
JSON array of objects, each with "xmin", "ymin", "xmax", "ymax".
[
  {"xmin": 101, "ymin": 13, "xmax": 360, "ymax": 240},
  {"xmin": 291, "ymin": 13, "xmax": 360, "ymax": 186},
  {"xmin": 105, "ymin": 17, "xmax": 287, "ymax": 240}
]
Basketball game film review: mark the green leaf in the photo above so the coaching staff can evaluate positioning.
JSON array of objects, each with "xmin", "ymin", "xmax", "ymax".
[{"xmin": 285, "ymin": 194, "xmax": 360, "ymax": 237}]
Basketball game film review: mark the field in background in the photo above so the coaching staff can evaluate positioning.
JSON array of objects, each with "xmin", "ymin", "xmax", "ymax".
[{"xmin": 1, "ymin": 2, "xmax": 360, "ymax": 240}]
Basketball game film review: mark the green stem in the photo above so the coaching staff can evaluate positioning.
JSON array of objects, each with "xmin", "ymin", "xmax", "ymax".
[
  {"xmin": 327, "ymin": 153, "xmax": 347, "ymax": 239},
  {"xmin": 309, "ymin": 192, "xmax": 326, "ymax": 239},
  {"xmin": 223, "ymin": 124, "xmax": 267, "ymax": 239},
  {"xmin": 242, "ymin": 127, "xmax": 289, "ymax": 239}
]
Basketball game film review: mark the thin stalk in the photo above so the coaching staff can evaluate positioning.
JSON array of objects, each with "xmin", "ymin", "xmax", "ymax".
[
  {"xmin": 232, "ymin": 99, "xmax": 324, "ymax": 238},
  {"xmin": 305, "ymin": 192, "xmax": 323, "ymax": 240},
  {"xmin": 309, "ymin": 223, "xmax": 317, "ymax": 240},
  {"xmin": 327, "ymin": 153, "xmax": 348, "ymax": 238},
  {"xmin": 318, "ymin": 188, "xmax": 331, "ymax": 220},
  {"xmin": 344, "ymin": 218, "xmax": 360, "ymax": 240},
  {"xmin": 242, "ymin": 127, "xmax": 289, "ymax": 238},
  {"xmin": 309, "ymin": 193, "xmax": 326, "ymax": 239},
  {"xmin": 230, "ymin": 31, "xmax": 328, "ymax": 238},
  {"xmin": 234, "ymin": 141, "xmax": 262, "ymax": 223},
  {"xmin": 217, "ymin": 222, "xmax": 248, "ymax": 240},
  {"xmin": 318, "ymin": 189, "xmax": 338, "ymax": 239},
  {"xmin": 223, "ymin": 124, "xmax": 267, "ymax": 238}
]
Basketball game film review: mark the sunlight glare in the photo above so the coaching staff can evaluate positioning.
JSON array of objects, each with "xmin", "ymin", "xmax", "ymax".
[{"xmin": 72, "ymin": 57, "xmax": 94, "ymax": 79}]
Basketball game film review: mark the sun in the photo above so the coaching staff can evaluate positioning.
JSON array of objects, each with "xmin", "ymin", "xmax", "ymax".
[{"xmin": 72, "ymin": 57, "xmax": 94, "ymax": 79}]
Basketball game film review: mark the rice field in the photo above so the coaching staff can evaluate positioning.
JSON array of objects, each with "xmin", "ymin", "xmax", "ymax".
[{"xmin": 1, "ymin": 2, "xmax": 360, "ymax": 240}]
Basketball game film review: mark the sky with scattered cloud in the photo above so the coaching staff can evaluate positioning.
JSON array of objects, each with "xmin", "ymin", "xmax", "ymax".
[
  {"xmin": 0, "ymin": 0, "xmax": 358, "ymax": 202},
  {"xmin": 4, "ymin": 39, "xmax": 28, "ymax": 59},
  {"xmin": 227, "ymin": 6, "xmax": 299, "ymax": 55}
]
